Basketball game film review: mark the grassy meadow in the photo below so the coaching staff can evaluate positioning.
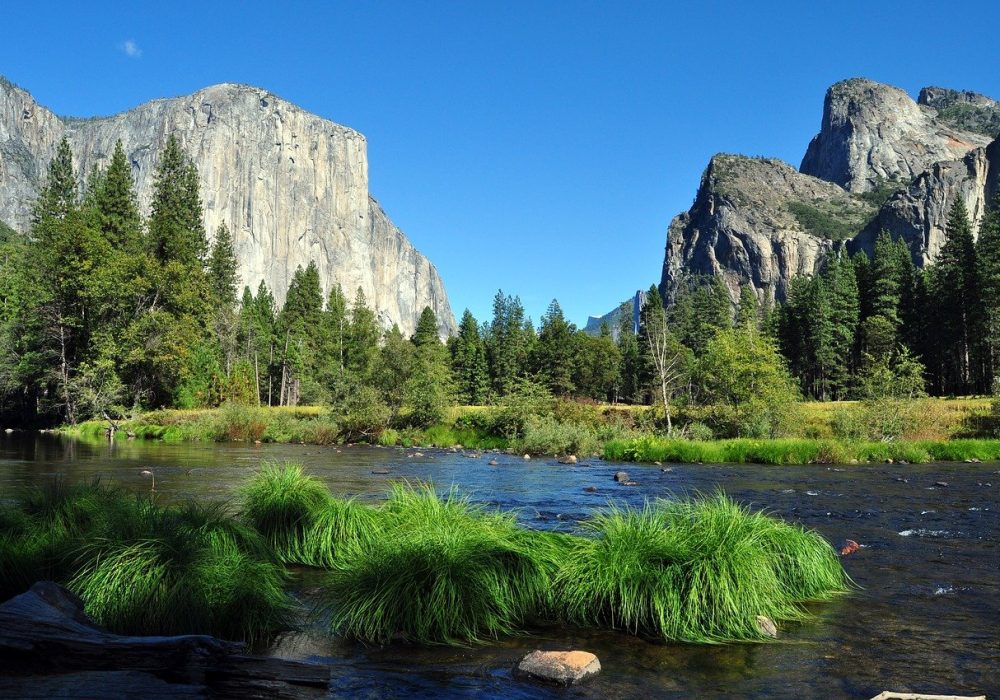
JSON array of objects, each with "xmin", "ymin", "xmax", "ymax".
[{"xmin": 58, "ymin": 396, "xmax": 1000, "ymax": 465}]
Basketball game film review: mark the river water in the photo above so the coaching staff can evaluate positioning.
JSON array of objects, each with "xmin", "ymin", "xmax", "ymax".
[{"xmin": 0, "ymin": 433, "xmax": 996, "ymax": 699}]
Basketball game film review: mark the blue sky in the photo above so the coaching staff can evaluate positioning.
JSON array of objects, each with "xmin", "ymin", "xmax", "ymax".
[{"xmin": 3, "ymin": 1, "xmax": 1000, "ymax": 327}]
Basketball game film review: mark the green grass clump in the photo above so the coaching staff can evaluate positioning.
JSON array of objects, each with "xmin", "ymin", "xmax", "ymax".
[
  {"xmin": 322, "ymin": 483, "xmax": 554, "ymax": 645},
  {"xmin": 0, "ymin": 481, "xmax": 295, "ymax": 643},
  {"xmin": 553, "ymin": 494, "xmax": 847, "ymax": 643},
  {"xmin": 240, "ymin": 464, "xmax": 382, "ymax": 567}
]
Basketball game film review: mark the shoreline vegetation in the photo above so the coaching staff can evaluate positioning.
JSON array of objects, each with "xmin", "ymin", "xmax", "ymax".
[
  {"xmin": 55, "ymin": 397, "xmax": 1000, "ymax": 465},
  {"xmin": 0, "ymin": 466, "xmax": 849, "ymax": 646}
]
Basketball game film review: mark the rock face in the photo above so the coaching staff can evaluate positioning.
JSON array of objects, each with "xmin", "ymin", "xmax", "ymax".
[
  {"xmin": 918, "ymin": 86, "xmax": 1000, "ymax": 138},
  {"xmin": 855, "ymin": 136, "xmax": 1000, "ymax": 262},
  {"xmin": 800, "ymin": 78, "xmax": 991, "ymax": 193},
  {"xmin": 0, "ymin": 76, "xmax": 455, "ymax": 338},
  {"xmin": 658, "ymin": 78, "xmax": 1000, "ymax": 310},
  {"xmin": 659, "ymin": 154, "xmax": 873, "ymax": 304}
]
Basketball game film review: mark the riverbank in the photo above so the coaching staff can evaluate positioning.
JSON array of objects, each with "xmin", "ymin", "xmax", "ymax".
[{"xmin": 56, "ymin": 399, "xmax": 1000, "ymax": 465}]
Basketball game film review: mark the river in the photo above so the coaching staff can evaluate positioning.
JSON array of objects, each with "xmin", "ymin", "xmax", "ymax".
[{"xmin": 0, "ymin": 433, "xmax": 996, "ymax": 699}]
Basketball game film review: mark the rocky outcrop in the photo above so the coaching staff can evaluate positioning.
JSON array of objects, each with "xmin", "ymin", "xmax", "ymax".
[
  {"xmin": 0, "ymin": 76, "xmax": 455, "ymax": 338},
  {"xmin": 918, "ymin": 86, "xmax": 1000, "ymax": 138},
  {"xmin": 800, "ymin": 78, "xmax": 991, "ymax": 193},
  {"xmin": 855, "ymin": 135, "xmax": 1000, "ymax": 262},
  {"xmin": 659, "ymin": 154, "xmax": 875, "ymax": 304}
]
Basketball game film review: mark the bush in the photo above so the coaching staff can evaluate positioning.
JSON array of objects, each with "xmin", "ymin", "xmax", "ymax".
[{"xmin": 518, "ymin": 416, "xmax": 601, "ymax": 456}]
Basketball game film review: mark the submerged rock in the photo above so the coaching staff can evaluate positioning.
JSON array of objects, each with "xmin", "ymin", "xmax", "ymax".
[
  {"xmin": 839, "ymin": 539, "xmax": 860, "ymax": 556},
  {"xmin": 513, "ymin": 650, "xmax": 601, "ymax": 686},
  {"xmin": 756, "ymin": 615, "xmax": 778, "ymax": 638}
]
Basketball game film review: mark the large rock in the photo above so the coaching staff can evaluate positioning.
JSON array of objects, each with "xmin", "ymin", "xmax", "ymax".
[
  {"xmin": 659, "ymin": 154, "xmax": 873, "ymax": 304},
  {"xmin": 800, "ymin": 78, "xmax": 991, "ymax": 193},
  {"xmin": 513, "ymin": 650, "xmax": 601, "ymax": 686},
  {"xmin": 0, "ymin": 76, "xmax": 455, "ymax": 338}
]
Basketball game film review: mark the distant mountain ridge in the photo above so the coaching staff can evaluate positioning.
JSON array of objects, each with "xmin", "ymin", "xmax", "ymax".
[
  {"xmin": 653, "ymin": 77, "xmax": 1000, "ymax": 309},
  {"xmin": 0, "ymin": 76, "xmax": 456, "ymax": 338}
]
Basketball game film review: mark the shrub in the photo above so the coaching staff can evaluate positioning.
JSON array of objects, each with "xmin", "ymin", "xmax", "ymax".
[{"xmin": 518, "ymin": 416, "xmax": 601, "ymax": 456}]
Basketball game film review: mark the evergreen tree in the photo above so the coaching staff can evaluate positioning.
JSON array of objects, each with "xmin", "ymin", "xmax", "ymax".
[
  {"xmin": 449, "ymin": 309, "xmax": 489, "ymax": 405},
  {"xmin": 825, "ymin": 253, "xmax": 860, "ymax": 398},
  {"xmin": 346, "ymin": 287, "xmax": 381, "ymax": 381},
  {"xmin": 32, "ymin": 138, "xmax": 77, "ymax": 224},
  {"xmin": 736, "ymin": 284, "xmax": 758, "ymax": 328},
  {"xmin": 148, "ymin": 135, "xmax": 207, "ymax": 267},
  {"xmin": 534, "ymin": 299, "xmax": 576, "ymax": 395},
  {"xmin": 615, "ymin": 301, "xmax": 643, "ymax": 404},
  {"xmin": 93, "ymin": 140, "xmax": 142, "ymax": 251},
  {"xmin": 412, "ymin": 306, "xmax": 440, "ymax": 347},
  {"xmin": 208, "ymin": 223, "xmax": 239, "ymax": 308},
  {"xmin": 934, "ymin": 199, "xmax": 980, "ymax": 393},
  {"xmin": 977, "ymin": 192, "xmax": 1000, "ymax": 387}
]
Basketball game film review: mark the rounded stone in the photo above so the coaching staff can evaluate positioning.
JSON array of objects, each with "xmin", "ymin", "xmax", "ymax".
[{"xmin": 513, "ymin": 650, "xmax": 601, "ymax": 686}]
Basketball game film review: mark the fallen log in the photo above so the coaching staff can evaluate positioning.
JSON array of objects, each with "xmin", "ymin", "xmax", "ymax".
[{"xmin": 0, "ymin": 582, "xmax": 330, "ymax": 698}]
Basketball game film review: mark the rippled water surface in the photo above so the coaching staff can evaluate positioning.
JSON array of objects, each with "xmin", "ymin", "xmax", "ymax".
[{"xmin": 1, "ymin": 434, "xmax": 997, "ymax": 699}]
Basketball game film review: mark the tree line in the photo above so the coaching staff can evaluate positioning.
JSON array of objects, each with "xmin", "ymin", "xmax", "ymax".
[
  {"xmin": 2, "ymin": 138, "xmax": 994, "ymax": 433},
  {"xmin": 777, "ymin": 198, "xmax": 1000, "ymax": 399}
]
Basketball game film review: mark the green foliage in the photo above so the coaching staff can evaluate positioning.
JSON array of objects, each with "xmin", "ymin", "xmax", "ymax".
[
  {"xmin": 323, "ymin": 483, "xmax": 554, "ymax": 645},
  {"xmin": 0, "ymin": 481, "xmax": 294, "ymax": 643},
  {"xmin": 698, "ymin": 326, "xmax": 800, "ymax": 438},
  {"xmin": 786, "ymin": 200, "xmax": 865, "ymax": 241},
  {"xmin": 856, "ymin": 178, "xmax": 908, "ymax": 208},
  {"xmin": 552, "ymin": 494, "xmax": 846, "ymax": 643},
  {"xmin": 240, "ymin": 464, "xmax": 381, "ymax": 567}
]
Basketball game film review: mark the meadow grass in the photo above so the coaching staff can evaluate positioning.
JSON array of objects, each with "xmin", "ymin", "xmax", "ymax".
[
  {"xmin": 602, "ymin": 435, "xmax": 1000, "ymax": 465},
  {"xmin": 0, "ymin": 480, "xmax": 296, "ymax": 643},
  {"xmin": 552, "ymin": 494, "xmax": 848, "ymax": 643}
]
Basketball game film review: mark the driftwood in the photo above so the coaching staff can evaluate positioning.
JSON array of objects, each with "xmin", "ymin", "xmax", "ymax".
[
  {"xmin": 0, "ymin": 582, "xmax": 330, "ymax": 698},
  {"xmin": 870, "ymin": 693, "xmax": 987, "ymax": 700}
]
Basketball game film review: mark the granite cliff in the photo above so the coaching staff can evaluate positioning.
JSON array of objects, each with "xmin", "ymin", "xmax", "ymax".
[
  {"xmin": 658, "ymin": 77, "xmax": 1000, "ymax": 308},
  {"xmin": 0, "ymin": 77, "xmax": 455, "ymax": 338}
]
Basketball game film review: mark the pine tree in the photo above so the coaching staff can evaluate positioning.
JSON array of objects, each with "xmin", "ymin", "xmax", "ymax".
[
  {"xmin": 736, "ymin": 284, "xmax": 758, "ymax": 328},
  {"xmin": 535, "ymin": 299, "xmax": 576, "ymax": 395},
  {"xmin": 346, "ymin": 287, "xmax": 381, "ymax": 381},
  {"xmin": 412, "ymin": 306, "xmax": 440, "ymax": 347},
  {"xmin": 450, "ymin": 309, "xmax": 489, "ymax": 404},
  {"xmin": 208, "ymin": 223, "xmax": 239, "ymax": 308},
  {"xmin": 33, "ymin": 138, "xmax": 77, "ymax": 224},
  {"xmin": 934, "ymin": 199, "xmax": 979, "ymax": 393},
  {"xmin": 94, "ymin": 140, "xmax": 141, "ymax": 250},
  {"xmin": 977, "ymin": 192, "xmax": 1000, "ymax": 387},
  {"xmin": 148, "ymin": 135, "xmax": 207, "ymax": 267},
  {"xmin": 824, "ymin": 253, "xmax": 859, "ymax": 399}
]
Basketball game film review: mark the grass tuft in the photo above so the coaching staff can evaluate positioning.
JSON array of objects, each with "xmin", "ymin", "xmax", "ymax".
[
  {"xmin": 322, "ymin": 483, "xmax": 553, "ymax": 645},
  {"xmin": 552, "ymin": 493, "xmax": 848, "ymax": 643}
]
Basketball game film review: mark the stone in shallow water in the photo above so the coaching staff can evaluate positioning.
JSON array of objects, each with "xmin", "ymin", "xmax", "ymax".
[{"xmin": 514, "ymin": 650, "xmax": 601, "ymax": 686}]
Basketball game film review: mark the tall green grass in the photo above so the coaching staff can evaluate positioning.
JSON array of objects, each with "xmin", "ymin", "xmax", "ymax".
[
  {"xmin": 240, "ymin": 464, "xmax": 382, "ymax": 568},
  {"xmin": 322, "ymin": 483, "xmax": 554, "ymax": 646},
  {"xmin": 0, "ymin": 481, "xmax": 295, "ymax": 643},
  {"xmin": 553, "ymin": 494, "xmax": 847, "ymax": 643}
]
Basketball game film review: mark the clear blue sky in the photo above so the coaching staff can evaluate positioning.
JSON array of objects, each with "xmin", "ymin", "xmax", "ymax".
[{"xmin": 3, "ymin": 1, "xmax": 1000, "ymax": 327}]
